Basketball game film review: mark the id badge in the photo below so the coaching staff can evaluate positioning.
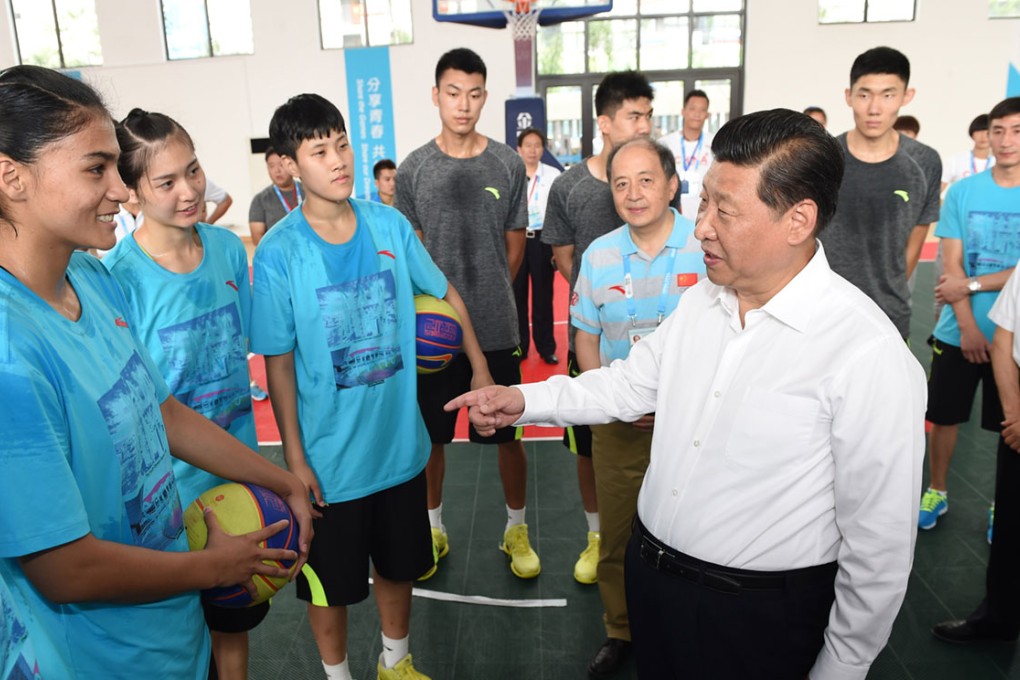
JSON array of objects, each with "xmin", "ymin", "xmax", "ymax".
[
  {"xmin": 680, "ymin": 179, "xmax": 690, "ymax": 195},
  {"xmin": 628, "ymin": 326, "xmax": 657, "ymax": 347}
]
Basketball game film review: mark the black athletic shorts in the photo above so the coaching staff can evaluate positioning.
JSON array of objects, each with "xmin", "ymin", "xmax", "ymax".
[
  {"xmin": 295, "ymin": 471, "xmax": 433, "ymax": 607},
  {"xmin": 202, "ymin": 598, "xmax": 270, "ymax": 634},
  {"xmin": 926, "ymin": 337, "xmax": 1003, "ymax": 431},
  {"xmin": 561, "ymin": 351, "xmax": 593, "ymax": 458},
  {"xmin": 418, "ymin": 347, "xmax": 524, "ymax": 444}
]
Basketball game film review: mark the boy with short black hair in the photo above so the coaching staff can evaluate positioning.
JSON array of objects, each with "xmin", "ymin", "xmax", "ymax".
[
  {"xmin": 373, "ymin": 158, "xmax": 397, "ymax": 206},
  {"xmin": 819, "ymin": 46, "xmax": 941, "ymax": 340},
  {"xmin": 395, "ymin": 47, "xmax": 537, "ymax": 580},
  {"xmin": 253, "ymin": 92, "xmax": 487, "ymax": 680}
]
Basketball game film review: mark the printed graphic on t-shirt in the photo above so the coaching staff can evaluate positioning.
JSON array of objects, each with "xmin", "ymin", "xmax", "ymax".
[
  {"xmin": 965, "ymin": 210, "xmax": 1020, "ymax": 277},
  {"xmin": 157, "ymin": 303, "xmax": 249, "ymax": 429},
  {"xmin": 1, "ymin": 594, "xmax": 41, "ymax": 680},
  {"xmin": 99, "ymin": 352, "xmax": 183, "ymax": 549},
  {"xmin": 317, "ymin": 270, "xmax": 403, "ymax": 389}
]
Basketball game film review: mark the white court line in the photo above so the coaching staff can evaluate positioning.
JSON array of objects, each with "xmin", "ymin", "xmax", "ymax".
[{"xmin": 368, "ymin": 578, "xmax": 566, "ymax": 609}]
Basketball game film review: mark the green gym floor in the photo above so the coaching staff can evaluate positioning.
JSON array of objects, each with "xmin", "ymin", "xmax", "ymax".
[{"xmin": 249, "ymin": 262, "xmax": 1020, "ymax": 679}]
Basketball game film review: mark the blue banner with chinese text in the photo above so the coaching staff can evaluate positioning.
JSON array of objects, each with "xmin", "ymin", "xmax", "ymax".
[{"xmin": 344, "ymin": 46, "xmax": 397, "ymax": 200}]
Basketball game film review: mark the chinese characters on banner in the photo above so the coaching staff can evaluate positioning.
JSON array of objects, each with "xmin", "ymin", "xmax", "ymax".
[{"xmin": 344, "ymin": 46, "xmax": 397, "ymax": 199}]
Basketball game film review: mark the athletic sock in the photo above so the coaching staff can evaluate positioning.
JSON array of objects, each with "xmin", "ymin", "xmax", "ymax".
[
  {"xmin": 505, "ymin": 505, "xmax": 526, "ymax": 533},
  {"xmin": 322, "ymin": 658, "xmax": 352, "ymax": 680},
  {"xmin": 381, "ymin": 633, "xmax": 409, "ymax": 669},
  {"xmin": 585, "ymin": 510, "xmax": 600, "ymax": 534},
  {"xmin": 427, "ymin": 504, "xmax": 444, "ymax": 532}
]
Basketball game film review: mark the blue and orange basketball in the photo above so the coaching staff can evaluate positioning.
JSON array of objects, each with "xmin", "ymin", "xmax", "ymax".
[
  {"xmin": 183, "ymin": 482, "xmax": 299, "ymax": 608},
  {"xmin": 414, "ymin": 294, "xmax": 463, "ymax": 374}
]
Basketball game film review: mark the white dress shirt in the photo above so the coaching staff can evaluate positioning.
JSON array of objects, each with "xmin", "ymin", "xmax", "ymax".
[{"xmin": 516, "ymin": 243, "xmax": 925, "ymax": 680}]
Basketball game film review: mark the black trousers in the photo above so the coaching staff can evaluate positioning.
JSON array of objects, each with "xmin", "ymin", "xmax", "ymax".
[
  {"xmin": 625, "ymin": 521, "xmax": 837, "ymax": 679},
  {"xmin": 512, "ymin": 234, "xmax": 556, "ymax": 357},
  {"xmin": 967, "ymin": 436, "xmax": 1020, "ymax": 637}
]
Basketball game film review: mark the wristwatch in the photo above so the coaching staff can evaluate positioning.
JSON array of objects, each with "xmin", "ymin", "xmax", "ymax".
[{"xmin": 968, "ymin": 278, "xmax": 983, "ymax": 293}]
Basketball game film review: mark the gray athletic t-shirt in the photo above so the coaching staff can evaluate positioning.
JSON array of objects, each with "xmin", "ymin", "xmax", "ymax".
[
  {"xmin": 395, "ymin": 137, "xmax": 527, "ymax": 351},
  {"xmin": 541, "ymin": 161, "xmax": 619, "ymax": 351},
  {"xmin": 249, "ymin": 181, "xmax": 302, "ymax": 230},
  {"xmin": 820, "ymin": 133, "xmax": 941, "ymax": 336}
]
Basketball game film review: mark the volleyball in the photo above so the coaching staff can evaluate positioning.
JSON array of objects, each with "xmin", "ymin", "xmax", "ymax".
[
  {"xmin": 184, "ymin": 482, "xmax": 299, "ymax": 608},
  {"xmin": 414, "ymin": 295, "xmax": 463, "ymax": 374}
]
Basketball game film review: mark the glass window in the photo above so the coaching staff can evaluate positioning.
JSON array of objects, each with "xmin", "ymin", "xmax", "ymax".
[
  {"xmin": 608, "ymin": 0, "xmax": 639, "ymax": 16},
  {"xmin": 692, "ymin": 0, "xmax": 743, "ymax": 10},
  {"xmin": 641, "ymin": 16, "xmax": 689, "ymax": 70},
  {"xmin": 990, "ymin": 0, "xmax": 1020, "ymax": 17},
  {"xmin": 10, "ymin": 0, "xmax": 102, "ymax": 68},
  {"xmin": 319, "ymin": 0, "xmax": 413, "ymax": 49},
  {"xmin": 537, "ymin": 21, "xmax": 585, "ymax": 75},
  {"xmin": 161, "ymin": 0, "xmax": 253, "ymax": 60},
  {"xmin": 694, "ymin": 78, "xmax": 732, "ymax": 134},
  {"xmin": 587, "ymin": 19, "xmax": 637, "ymax": 72},
  {"xmin": 546, "ymin": 85, "xmax": 583, "ymax": 166},
  {"xmin": 692, "ymin": 14, "xmax": 741, "ymax": 68},
  {"xmin": 538, "ymin": 2, "xmax": 743, "ymax": 76},
  {"xmin": 650, "ymin": 80, "xmax": 685, "ymax": 140},
  {"xmin": 642, "ymin": 0, "xmax": 689, "ymax": 12},
  {"xmin": 819, "ymin": 0, "xmax": 915, "ymax": 23}
]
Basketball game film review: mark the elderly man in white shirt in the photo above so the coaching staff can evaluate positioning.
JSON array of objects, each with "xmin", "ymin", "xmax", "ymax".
[{"xmin": 446, "ymin": 108, "xmax": 926, "ymax": 680}]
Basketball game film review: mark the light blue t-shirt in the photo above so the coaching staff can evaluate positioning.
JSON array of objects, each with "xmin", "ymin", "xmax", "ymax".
[
  {"xmin": 103, "ymin": 223, "xmax": 256, "ymax": 506},
  {"xmin": 0, "ymin": 254, "xmax": 209, "ymax": 679},
  {"xmin": 571, "ymin": 208, "xmax": 704, "ymax": 364},
  {"xmin": 933, "ymin": 171, "xmax": 1020, "ymax": 345},
  {"xmin": 0, "ymin": 570, "xmax": 41, "ymax": 679},
  {"xmin": 251, "ymin": 199, "xmax": 448, "ymax": 503}
]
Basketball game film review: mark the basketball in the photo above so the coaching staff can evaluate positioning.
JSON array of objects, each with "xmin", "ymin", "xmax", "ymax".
[
  {"xmin": 184, "ymin": 482, "xmax": 299, "ymax": 608},
  {"xmin": 414, "ymin": 294, "xmax": 463, "ymax": 374}
]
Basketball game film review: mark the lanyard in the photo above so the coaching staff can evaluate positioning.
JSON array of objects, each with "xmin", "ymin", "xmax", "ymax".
[
  {"xmin": 680, "ymin": 134, "xmax": 704, "ymax": 173},
  {"xmin": 528, "ymin": 172, "xmax": 540, "ymax": 205},
  {"xmin": 273, "ymin": 183, "xmax": 302, "ymax": 212},
  {"xmin": 971, "ymin": 152, "xmax": 989, "ymax": 175},
  {"xmin": 622, "ymin": 247, "xmax": 678, "ymax": 326}
]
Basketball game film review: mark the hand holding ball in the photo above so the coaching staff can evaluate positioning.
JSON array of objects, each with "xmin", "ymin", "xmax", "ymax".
[{"xmin": 184, "ymin": 483, "xmax": 300, "ymax": 607}]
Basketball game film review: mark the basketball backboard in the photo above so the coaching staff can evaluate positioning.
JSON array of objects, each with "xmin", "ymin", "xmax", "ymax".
[{"xmin": 432, "ymin": 0, "xmax": 612, "ymax": 30}]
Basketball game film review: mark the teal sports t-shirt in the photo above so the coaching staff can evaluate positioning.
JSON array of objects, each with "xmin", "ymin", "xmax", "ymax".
[
  {"xmin": 251, "ymin": 199, "xmax": 447, "ymax": 503},
  {"xmin": 933, "ymin": 170, "xmax": 1020, "ymax": 346},
  {"xmin": 0, "ymin": 253, "xmax": 209, "ymax": 679},
  {"xmin": 104, "ymin": 223, "xmax": 257, "ymax": 506}
]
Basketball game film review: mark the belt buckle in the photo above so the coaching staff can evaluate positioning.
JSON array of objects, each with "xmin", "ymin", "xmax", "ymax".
[{"xmin": 526, "ymin": 229, "xmax": 536, "ymax": 238}]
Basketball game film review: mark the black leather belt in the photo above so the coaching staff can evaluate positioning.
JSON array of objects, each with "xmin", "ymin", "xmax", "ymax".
[{"xmin": 634, "ymin": 518, "xmax": 836, "ymax": 595}]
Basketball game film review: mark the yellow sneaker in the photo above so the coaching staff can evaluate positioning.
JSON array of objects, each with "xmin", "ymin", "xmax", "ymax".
[
  {"xmin": 500, "ymin": 524, "xmax": 541, "ymax": 579},
  {"xmin": 377, "ymin": 653, "xmax": 431, "ymax": 680},
  {"xmin": 416, "ymin": 527, "xmax": 448, "ymax": 582},
  {"xmin": 432, "ymin": 526, "xmax": 449, "ymax": 559},
  {"xmin": 573, "ymin": 531, "xmax": 600, "ymax": 584}
]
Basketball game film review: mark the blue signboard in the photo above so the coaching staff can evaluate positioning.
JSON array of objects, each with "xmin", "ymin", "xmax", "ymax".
[
  {"xmin": 505, "ymin": 97, "xmax": 563, "ymax": 171},
  {"xmin": 344, "ymin": 47, "xmax": 397, "ymax": 200}
]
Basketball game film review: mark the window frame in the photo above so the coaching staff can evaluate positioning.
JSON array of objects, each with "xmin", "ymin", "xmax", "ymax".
[
  {"xmin": 9, "ymin": 0, "xmax": 103, "ymax": 68},
  {"xmin": 817, "ymin": 0, "xmax": 917, "ymax": 25},
  {"xmin": 317, "ymin": 0, "xmax": 415, "ymax": 50},
  {"xmin": 159, "ymin": 0, "xmax": 254, "ymax": 61}
]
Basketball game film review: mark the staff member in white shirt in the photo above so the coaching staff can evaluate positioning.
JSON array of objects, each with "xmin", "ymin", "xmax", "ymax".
[
  {"xmin": 513, "ymin": 127, "xmax": 562, "ymax": 365},
  {"xmin": 446, "ymin": 108, "xmax": 926, "ymax": 680}
]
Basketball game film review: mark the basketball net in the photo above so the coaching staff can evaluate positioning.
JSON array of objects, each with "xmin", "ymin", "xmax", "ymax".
[{"xmin": 503, "ymin": 0, "xmax": 542, "ymax": 43}]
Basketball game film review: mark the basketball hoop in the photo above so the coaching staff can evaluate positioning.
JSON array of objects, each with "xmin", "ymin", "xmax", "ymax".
[{"xmin": 504, "ymin": 0, "xmax": 542, "ymax": 42}]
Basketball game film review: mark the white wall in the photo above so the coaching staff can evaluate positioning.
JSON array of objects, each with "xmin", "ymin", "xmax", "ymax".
[
  {"xmin": 745, "ymin": 1, "xmax": 1020, "ymax": 160},
  {"xmin": 0, "ymin": 2, "xmax": 516, "ymax": 230},
  {"xmin": 0, "ymin": 1, "xmax": 1015, "ymax": 231}
]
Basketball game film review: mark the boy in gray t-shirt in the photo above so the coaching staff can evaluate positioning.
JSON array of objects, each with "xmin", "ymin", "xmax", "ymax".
[
  {"xmin": 395, "ymin": 48, "xmax": 538, "ymax": 582},
  {"xmin": 819, "ymin": 46, "xmax": 941, "ymax": 338}
]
